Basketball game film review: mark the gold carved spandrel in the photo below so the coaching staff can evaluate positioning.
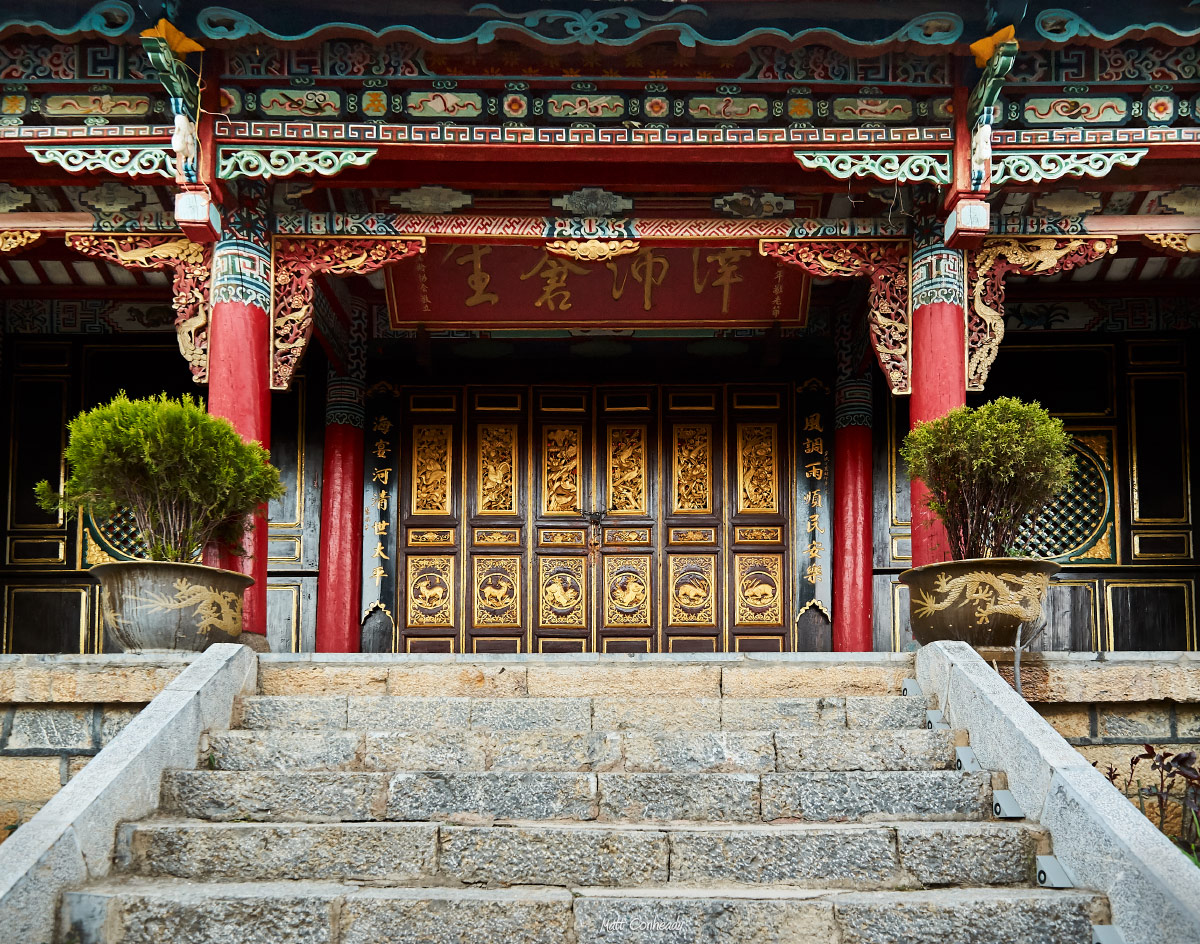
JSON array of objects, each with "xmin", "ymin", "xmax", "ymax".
[
  {"xmin": 608, "ymin": 426, "xmax": 647, "ymax": 515},
  {"xmin": 407, "ymin": 528, "xmax": 455, "ymax": 546},
  {"xmin": 737, "ymin": 424, "xmax": 778, "ymax": 514},
  {"xmin": 669, "ymin": 528, "xmax": 716, "ymax": 545},
  {"xmin": 540, "ymin": 529, "xmax": 586, "ymax": 546},
  {"xmin": 546, "ymin": 238, "xmax": 640, "ymax": 262},
  {"xmin": 475, "ymin": 528, "xmax": 520, "ymax": 546},
  {"xmin": 407, "ymin": 557, "xmax": 454, "ymax": 627},
  {"xmin": 539, "ymin": 557, "xmax": 586, "ymax": 628},
  {"xmin": 478, "ymin": 424, "xmax": 517, "ymax": 515},
  {"xmin": 474, "ymin": 556, "xmax": 521, "ymax": 628},
  {"xmin": 735, "ymin": 554, "xmax": 783, "ymax": 626},
  {"xmin": 735, "ymin": 526, "xmax": 782, "ymax": 544},
  {"xmin": 669, "ymin": 555, "xmax": 717, "ymax": 627},
  {"xmin": 412, "ymin": 425, "xmax": 452, "ymax": 516},
  {"xmin": 673, "ymin": 424, "xmax": 712, "ymax": 514},
  {"xmin": 605, "ymin": 528, "xmax": 650, "ymax": 545},
  {"xmin": 0, "ymin": 230, "xmax": 41, "ymax": 253},
  {"xmin": 1142, "ymin": 233, "xmax": 1200, "ymax": 256},
  {"xmin": 543, "ymin": 426, "xmax": 582, "ymax": 515},
  {"xmin": 605, "ymin": 556, "xmax": 652, "ymax": 628}
]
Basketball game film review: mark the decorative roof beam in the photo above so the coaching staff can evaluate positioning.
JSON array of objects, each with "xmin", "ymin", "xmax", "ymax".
[
  {"xmin": 794, "ymin": 152, "xmax": 952, "ymax": 186},
  {"xmin": 989, "ymin": 150, "xmax": 1148, "ymax": 186},
  {"xmin": 219, "ymin": 148, "xmax": 378, "ymax": 181},
  {"xmin": 26, "ymin": 147, "xmax": 177, "ymax": 179}
]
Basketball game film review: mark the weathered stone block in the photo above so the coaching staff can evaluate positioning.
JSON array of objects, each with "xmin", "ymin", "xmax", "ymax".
[
  {"xmin": 363, "ymin": 732, "xmax": 487, "ymax": 772},
  {"xmin": 592, "ymin": 697, "xmax": 720, "ymax": 732},
  {"xmin": 259, "ymin": 665, "xmax": 387, "ymax": 696},
  {"xmin": 895, "ymin": 823, "xmax": 1041, "ymax": 886},
  {"xmin": 485, "ymin": 732, "xmax": 622, "ymax": 772},
  {"xmin": 238, "ymin": 696, "xmax": 348, "ymax": 730},
  {"xmin": 573, "ymin": 893, "xmax": 839, "ymax": 944},
  {"xmin": 386, "ymin": 772, "xmax": 598, "ymax": 822},
  {"xmin": 162, "ymin": 771, "xmax": 386, "ymax": 822},
  {"xmin": 844, "ymin": 697, "xmax": 925, "ymax": 730},
  {"xmin": 834, "ymin": 888, "xmax": 1100, "ymax": 944},
  {"xmin": 0, "ymin": 757, "xmax": 62, "ymax": 803},
  {"xmin": 760, "ymin": 771, "xmax": 990, "ymax": 822},
  {"xmin": 207, "ymin": 731, "xmax": 362, "ymax": 771},
  {"xmin": 774, "ymin": 731, "xmax": 956, "ymax": 772},
  {"xmin": 6, "ymin": 707, "xmax": 93, "ymax": 751},
  {"xmin": 348, "ymin": 696, "xmax": 470, "ymax": 730},
  {"xmin": 621, "ymin": 732, "xmax": 775, "ymax": 773},
  {"xmin": 525, "ymin": 663, "xmax": 720, "ymax": 698},
  {"xmin": 1096, "ymin": 703, "xmax": 1172, "ymax": 739},
  {"xmin": 340, "ymin": 887, "xmax": 575, "ymax": 944},
  {"xmin": 597, "ymin": 773, "xmax": 760, "ymax": 822},
  {"xmin": 1032, "ymin": 703, "xmax": 1092, "ymax": 740},
  {"xmin": 388, "ymin": 664, "xmax": 527, "ymax": 697},
  {"xmin": 469, "ymin": 697, "xmax": 591, "ymax": 731},
  {"xmin": 121, "ymin": 822, "xmax": 437, "ymax": 881},
  {"xmin": 669, "ymin": 826, "xmax": 898, "ymax": 886},
  {"xmin": 721, "ymin": 698, "xmax": 843, "ymax": 730},
  {"xmin": 721, "ymin": 663, "xmax": 908, "ymax": 698},
  {"xmin": 440, "ymin": 824, "xmax": 668, "ymax": 886},
  {"xmin": 99, "ymin": 707, "xmax": 143, "ymax": 746}
]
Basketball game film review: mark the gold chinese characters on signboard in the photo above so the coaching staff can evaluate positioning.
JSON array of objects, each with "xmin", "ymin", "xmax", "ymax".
[{"xmin": 412, "ymin": 425, "xmax": 452, "ymax": 515}]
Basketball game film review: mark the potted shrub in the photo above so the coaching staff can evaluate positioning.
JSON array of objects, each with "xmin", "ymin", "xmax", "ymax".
[
  {"xmin": 35, "ymin": 392, "xmax": 285, "ymax": 652},
  {"xmin": 898, "ymin": 397, "xmax": 1075, "ymax": 647}
]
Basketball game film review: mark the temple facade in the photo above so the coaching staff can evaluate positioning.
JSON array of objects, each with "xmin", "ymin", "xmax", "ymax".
[{"xmin": 0, "ymin": 1, "xmax": 1197, "ymax": 655}]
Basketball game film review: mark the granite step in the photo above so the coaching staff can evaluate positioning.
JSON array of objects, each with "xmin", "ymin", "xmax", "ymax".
[
  {"xmin": 235, "ymin": 694, "xmax": 929, "ymax": 732},
  {"xmin": 61, "ymin": 880, "xmax": 1106, "ymax": 944},
  {"xmin": 161, "ymin": 769, "xmax": 992, "ymax": 824},
  {"xmin": 204, "ymin": 727, "xmax": 960, "ymax": 773},
  {"xmin": 116, "ymin": 819, "xmax": 1045, "ymax": 889}
]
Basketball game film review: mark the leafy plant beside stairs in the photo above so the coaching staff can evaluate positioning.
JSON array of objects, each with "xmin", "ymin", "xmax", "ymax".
[
  {"xmin": 1101, "ymin": 745, "xmax": 1200, "ymax": 866},
  {"xmin": 34, "ymin": 392, "xmax": 284, "ymax": 561}
]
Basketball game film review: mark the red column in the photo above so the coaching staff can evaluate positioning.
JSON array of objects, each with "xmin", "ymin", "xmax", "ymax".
[
  {"xmin": 315, "ymin": 423, "xmax": 364, "ymax": 651},
  {"xmin": 833, "ymin": 424, "xmax": 873, "ymax": 650},
  {"xmin": 909, "ymin": 299, "xmax": 966, "ymax": 566},
  {"xmin": 205, "ymin": 297, "xmax": 272, "ymax": 636}
]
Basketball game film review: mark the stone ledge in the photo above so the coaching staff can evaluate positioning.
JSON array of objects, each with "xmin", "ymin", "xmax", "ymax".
[
  {"xmin": 0, "ymin": 654, "xmax": 194, "ymax": 703},
  {"xmin": 917, "ymin": 641, "xmax": 1200, "ymax": 944},
  {"xmin": 0, "ymin": 644, "xmax": 256, "ymax": 944},
  {"xmin": 975, "ymin": 649, "xmax": 1200, "ymax": 703}
]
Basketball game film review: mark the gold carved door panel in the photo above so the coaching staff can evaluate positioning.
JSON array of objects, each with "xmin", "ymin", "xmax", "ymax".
[{"xmin": 393, "ymin": 384, "xmax": 792, "ymax": 653}]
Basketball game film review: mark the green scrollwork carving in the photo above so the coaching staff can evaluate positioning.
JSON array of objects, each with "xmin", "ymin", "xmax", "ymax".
[
  {"xmin": 794, "ymin": 150, "xmax": 952, "ymax": 185},
  {"xmin": 26, "ymin": 146, "xmax": 176, "ymax": 178},
  {"xmin": 990, "ymin": 149, "xmax": 1148, "ymax": 186},
  {"xmin": 217, "ymin": 147, "xmax": 378, "ymax": 180}
]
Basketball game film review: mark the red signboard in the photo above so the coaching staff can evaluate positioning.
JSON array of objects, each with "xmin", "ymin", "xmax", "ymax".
[{"xmin": 384, "ymin": 244, "xmax": 809, "ymax": 329}]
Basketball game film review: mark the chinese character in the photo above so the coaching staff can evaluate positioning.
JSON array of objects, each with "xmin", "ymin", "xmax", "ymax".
[
  {"xmin": 373, "ymin": 521, "xmax": 389, "ymax": 536},
  {"xmin": 520, "ymin": 252, "xmax": 590, "ymax": 311},
  {"xmin": 803, "ymin": 490, "xmax": 823, "ymax": 508},
  {"xmin": 803, "ymin": 412, "xmax": 824, "ymax": 432},
  {"xmin": 371, "ymin": 566, "xmax": 386, "ymax": 586},
  {"xmin": 608, "ymin": 247, "xmax": 669, "ymax": 311},
  {"xmin": 804, "ymin": 462, "xmax": 825, "ymax": 480},
  {"xmin": 807, "ymin": 513, "xmax": 825, "ymax": 534},
  {"xmin": 374, "ymin": 439, "xmax": 391, "ymax": 459},
  {"xmin": 373, "ymin": 416, "xmax": 393, "ymax": 435},
  {"xmin": 374, "ymin": 490, "xmax": 389, "ymax": 512},
  {"xmin": 372, "ymin": 542, "xmax": 390, "ymax": 561},
  {"xmin": 803, "ymin": 437, "xmax": 824, "ymax": 455},
  {"xmin": 806, "ymin": 540, "xmax": 825, "ymax": 559},
  {"xmin": 805, "ymin": 562, "xmax": 824, "ymax": 584},
  {"xmin": 692, "ymin": 247, "xmax": 751, "ymax": 314},
  {"xmin": 372, "ymin": 468, "xmax": 392, "ymax": 485},
  {"xmin": 445, "ymin": 244, "xmax": 499, "ymax": 307}
]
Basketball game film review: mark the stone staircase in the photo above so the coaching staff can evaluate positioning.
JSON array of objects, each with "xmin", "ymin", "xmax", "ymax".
[{"xmin": 58, "ymin": 659, "xmax": 1108, "ymax": 943}]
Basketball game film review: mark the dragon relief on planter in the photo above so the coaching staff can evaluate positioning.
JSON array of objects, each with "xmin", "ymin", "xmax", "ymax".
[
  {"xmin": 125, "ymin": 578, "xmax": 244, "ymax": 637},
  {"xmin": 912, "ymin": 570, "xmax": 1052, "ymax": 626}
]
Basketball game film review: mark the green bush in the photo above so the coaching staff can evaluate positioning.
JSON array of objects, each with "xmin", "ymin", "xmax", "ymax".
[
  {"xmin": 35, "ymin": 392, "xmax": 285, "ymax": 562},
  {"xmin": 900, "ymin": 396, "xmax": 1075, "ymax": 559}
]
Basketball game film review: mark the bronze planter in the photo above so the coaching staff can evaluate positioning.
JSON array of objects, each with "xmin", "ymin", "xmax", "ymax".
[
  {"xmin": 898, "ymin": 557, "xmax": 1060, "ymax": 648},
  {"xmin": 91, "ymin": 561, "xmax": 253, "ymax": 653}
]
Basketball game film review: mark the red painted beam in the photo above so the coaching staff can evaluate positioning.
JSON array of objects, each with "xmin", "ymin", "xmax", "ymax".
[{"xmin": 315, "ymin": 422, "xmax": 365, "ymax": 652}]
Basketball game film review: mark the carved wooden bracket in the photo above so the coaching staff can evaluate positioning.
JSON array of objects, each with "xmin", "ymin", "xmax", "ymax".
[
  {"xmin": 0, "ymin": 230, "xmax": 43, "ymax": 253},
  {"xmin": 967, "ymin": 237, "xmax": 1115, "ymax": 391},
  {"xmin": 545, "ymin": 238, "xmax": 639, "ymax": 262},
  {"xmin": 65, "ymin": 233, "xmax": 212, "ymax": 383},
  {"xmin": 1141, "ymin": 233, "xmax": 1200, "ymax": 256},
  {"xmin": 760, "ymin": 239, "xmax": 911, "ymax": 395},
  {"xmin": 271, "ymin": 236, "xmax": 426, "ymax": 391}
]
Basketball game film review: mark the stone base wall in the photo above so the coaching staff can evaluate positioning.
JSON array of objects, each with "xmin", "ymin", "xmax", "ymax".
[{"xmin": 0, "ymin": 654, "xmax": 193, "ymax": 840}]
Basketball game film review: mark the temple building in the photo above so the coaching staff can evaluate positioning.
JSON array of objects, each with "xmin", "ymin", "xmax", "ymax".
[{"xmin": 0, "ymin": 0, "xmax": 1197, "ymax": 656}]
